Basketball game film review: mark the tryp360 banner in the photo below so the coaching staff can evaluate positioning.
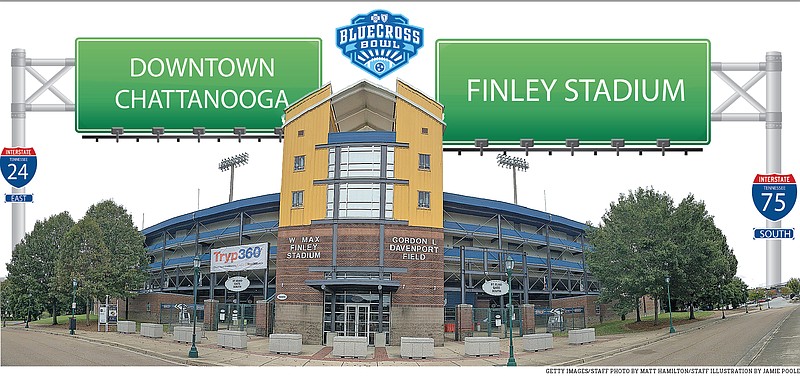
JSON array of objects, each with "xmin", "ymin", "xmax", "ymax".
[{"xmin": 210, "ymin": 242, "xmax": 268, "ymax": 273}]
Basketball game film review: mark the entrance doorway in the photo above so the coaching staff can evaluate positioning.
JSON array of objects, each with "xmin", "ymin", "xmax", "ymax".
[
  {"xmin": 344, "ymin": 304, "xmax": 369, "ymax": 337},
  {"xmin": 324, "ymin": 291, "xmax": 390, "ymax": 345}
]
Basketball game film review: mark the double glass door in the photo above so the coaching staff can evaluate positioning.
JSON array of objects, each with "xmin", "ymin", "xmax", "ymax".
[{"xmin": 344, "ymin": 304, "xmax": 370, "ymax": 337}]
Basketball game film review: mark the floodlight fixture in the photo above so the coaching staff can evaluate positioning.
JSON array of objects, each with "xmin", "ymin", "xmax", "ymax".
[{"xmin": 219, "ymin": 153, "xmax": 250, "ymax": 202}]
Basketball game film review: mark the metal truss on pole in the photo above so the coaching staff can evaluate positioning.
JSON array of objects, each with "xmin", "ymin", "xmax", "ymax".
[
  {"xmin": 711, "ymin": 52, "xmax": 782, "ymax": 287},
  {"xmin": 10, "ymin": 49, "xmax": 74, "ymax": 251}
]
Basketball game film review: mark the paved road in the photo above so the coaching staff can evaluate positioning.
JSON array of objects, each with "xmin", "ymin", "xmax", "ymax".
[
  {"xmin": 749, "ymin": 304, "xmax": 800, "ymax": 366},
  {"xmin": 1, "ymin": 327, "xmax": 181, "ymax": 366},
  {"xmin": 584, "ymin": 306, "xmax": 798, "ymax": 366}
]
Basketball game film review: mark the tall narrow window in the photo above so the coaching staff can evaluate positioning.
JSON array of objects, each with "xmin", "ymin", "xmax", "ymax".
[
  {"xmin": 292, "ymin": 191, "xmax": 304, "ymax": 208},
  {"xmin": 418, "ymin": 191, "xmax": 431, "ymax": 209},
  {"xmin": 294, "ymin": 155, "xmax": 306, "ymax": 171},
  {"xmin": 418, "ymin": 153, "xmax": 431, "ymax": 170}
]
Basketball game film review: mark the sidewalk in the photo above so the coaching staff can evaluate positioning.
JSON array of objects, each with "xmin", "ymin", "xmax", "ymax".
[{"xmin": 4, "ymin": 308, "xmax": 766, "ymax": 367}]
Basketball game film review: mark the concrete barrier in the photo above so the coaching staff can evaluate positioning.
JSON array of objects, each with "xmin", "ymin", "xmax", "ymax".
[
  {"xmin": 218, "ymin": 330, "xmax": 248, "ymax": 349},
  {"xmin": 117, "ymin": 321, "xmax": 136, "ymax": 334},
  {"xmin": 173, "ymin": 326, "xmax": 193, "ymax": 343},
  {"xmin": 332, "ymin": 336, "xmax": 368, "ymax": 358},
  {"xmin": 400, "ymin": 337, "xmax": 434, "ymax": 359},
  {"xmin": 140, "ymin": 323, "xmax": 163, "ymax": 338},
  {"xmin": 568, "ymin": 328, "xmax": 596, "ymax": 345},
  {"xmin": 464, "ymin": 336, "xmax": 500, "ymax": 357},
  {"xmin": 374, "ymin": 332, "xmax": 387, "ymax": 348},
  {"xmin": 522, "ymin": 333, "xmax": 553, "ymax": 351},
  {"xmin": 269, "ymin": 333, "xmax": 302, "ymax": 355}
]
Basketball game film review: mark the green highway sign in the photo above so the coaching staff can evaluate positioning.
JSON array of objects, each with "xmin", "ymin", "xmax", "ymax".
[
  {"xmin": 76, "ymin": 38, "xmax": 322, "ymax": 134},
  {"xmin": 435, "ymin": 40, "xmax": 710, "ymax": 145}
]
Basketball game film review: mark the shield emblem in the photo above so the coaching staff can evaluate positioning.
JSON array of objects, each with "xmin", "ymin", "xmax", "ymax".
[
  {"xmin": 380, "ymin": 14, "xmax": 388, "ymax": 22},
  {"xmin": 752, "ymin": 174, "xmax": 797, "ymax": 221},
  {"xmin": 1, "ymin": 147, "xmax": 37, "ymax": 189}
]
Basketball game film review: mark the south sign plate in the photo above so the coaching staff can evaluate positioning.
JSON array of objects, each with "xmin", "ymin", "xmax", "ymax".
[
  {"xmin": 752, "ymin": 174, "xmax": 797, "ymax": 222},
  {"xmin": 482, "ymin": 280, "xmax": 509, "ymax": 296},
  {"xmin": 1, "ymin": 147, "xmax": 37, "ymax": 188},
  {"xmin": 225, "ymin": 276, "xmax": 250, "ymax": 292}
]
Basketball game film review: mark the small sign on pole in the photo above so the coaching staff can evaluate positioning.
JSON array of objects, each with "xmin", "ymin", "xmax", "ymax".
[{"xmin": 482, "ymin": 280, "xmax": 510, "ymax": 296}]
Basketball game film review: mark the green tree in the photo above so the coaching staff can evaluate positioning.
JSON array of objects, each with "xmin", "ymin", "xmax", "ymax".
[
  {"xmin": 588, "ymin": 188, "xmax": 738, "ymax": 323},
  {"xmin": 57, "ymin": 218, "xmax": 112, "ymax": 325},
  {"xmin": 4, "ymin": 213, "xmax": 74, "ymax": 323},
  {"xmin": 725, "ymin": 277, "xmax": 749, "ymax": 309},
  {"xmin": 748, "ymin": 288, "xmax": 766, "ymax": 302},
  {"xmin": 786, "ymin": 278, "xmax": 800, "ymax": 296},
  {"xmin": 586, "ymin": 187, "xmax": 675, "ymax": 324},
  {"xmin": 84, "ymin": 200, "xmax": 148, "ymax": 298}
]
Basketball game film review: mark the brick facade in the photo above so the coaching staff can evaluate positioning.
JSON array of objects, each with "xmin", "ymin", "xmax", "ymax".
[
  {"xmin": 520, "ymin": 304, "xmax": 536, "ymax": 335},
  {"xmin": 274, "ymin": 223, "xmax": 444, "ymax": 345},
  {"xmin": 455, "ymin": 303, "xmax": 474, "ymax": 341},
  {"xmin": 255, "ymin": 300, "xmax": 273, "ymax": 336},
  {"xmin": 111, "ymin": 293, "xmax": 194, "ymax": 323},
  {"xmin": 203, "ymin": 299, "xmax": 219, "ymax": 331},
  {"xmin": 274, "ymin": 303, "xmax": 324, "ymax": 344}
]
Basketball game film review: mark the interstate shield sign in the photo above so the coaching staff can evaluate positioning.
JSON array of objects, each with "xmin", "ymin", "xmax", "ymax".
[
  {"xmin": 1, "ymin": 147, "xmax": 37, "ymax": 189},
  {"xmin": 752, "ymin": 174, "xmax": 797, "ymax": 222}
]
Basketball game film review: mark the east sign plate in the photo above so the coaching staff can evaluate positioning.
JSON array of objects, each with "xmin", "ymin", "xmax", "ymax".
[
  {"xmin": 436, "ymin": 39, "xmax": 711, "ymax": 145},
  {"xmin": 75, "ymin": 38, "xmax": 322, "ymax": 134}
]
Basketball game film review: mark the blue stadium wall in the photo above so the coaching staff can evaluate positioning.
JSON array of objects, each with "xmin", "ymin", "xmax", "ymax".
[{"xmin": 141, "ymin": 192, "xmax": 599, "ymax": 309}]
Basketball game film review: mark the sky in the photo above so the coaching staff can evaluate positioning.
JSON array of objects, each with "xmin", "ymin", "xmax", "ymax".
[{"xmin": 1, "ymin": 1, "xmax": 798, "ymax": 292}]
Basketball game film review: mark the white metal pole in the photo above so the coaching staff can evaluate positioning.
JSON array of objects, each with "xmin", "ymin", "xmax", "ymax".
[
  {"xmin": 11, "ymin": 49, "xmax": 26, "ymax": 252},
  {"xmin": 765, "ymin": 51, "xmax": 782, "ymax": 288}
]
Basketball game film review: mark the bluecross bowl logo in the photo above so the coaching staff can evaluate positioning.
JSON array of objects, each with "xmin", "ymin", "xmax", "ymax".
[{"xmin": 336, "ymin": 10, "xmax": 424, "ymax": 79}]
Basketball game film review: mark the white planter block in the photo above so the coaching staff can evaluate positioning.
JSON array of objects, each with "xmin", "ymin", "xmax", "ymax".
[
  {"xmin": 568, "ymin": 328, "xmax": 596, "ymax": 345},
  {"xmin": 269, "ymin": 333, "xmax": 302, "ymax": 355},
  {"xmin": 332, "ymin": 336, "xmax": 368, "ymax": 358},
  {"xmin": 464, "ymin": 337, "xmax": 500, "ymax": 356},
  {"xmin": 173, "ymin": 326, "xmax": 193, "ymax": 343},
  {"xmin": 117, "ymin": 321, "xmax": 136, "ymax": 334},
  {"xmin": 218, "ymin": 330, "xmax": 248, "ymax": 349},
  {"xmin": 400, "ymin": 337, "xmax": 434, "ymax": 359},
  {"xmin": 522, "ymin": 333, "xmax": 553, "ymax": 351},
  {"xmin": 140, "ymin": 323, "xmax": 163, "ymax": 338}
]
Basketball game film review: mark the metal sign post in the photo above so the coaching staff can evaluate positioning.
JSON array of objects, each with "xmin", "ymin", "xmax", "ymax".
[
  {"xmin": 9, "ymin": 49, "xmax": 74, "ymax": 252},
  {"xmin": 712, "ymin": 52, "xmax": 783, "ymax": 287}
]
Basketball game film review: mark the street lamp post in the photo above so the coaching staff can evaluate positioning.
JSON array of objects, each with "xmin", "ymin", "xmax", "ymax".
[
  {"xmin": 188, "ymin": 255, "xmax": 200, "ymax": 358},
  {"xmin": 719, "ymin": 283, "xmax": 726, "ymax": 320},
  {"xmin": 504, "ymin": 257, "xmax": 517, "ymax": 367},
  {"xmin": 70, "ymin": 279, "xmax": 77, "ymax": 335},
  {"xmin": 666, "ymin": 277, "xmax": 675, "ymax": 333},
  {"xmin": 25, "ymin": 292, "xmax": 31, "ymax": 328},
  {"xmin": 496, "ymin": 154, "xmax": 529, "ymax": 205}
]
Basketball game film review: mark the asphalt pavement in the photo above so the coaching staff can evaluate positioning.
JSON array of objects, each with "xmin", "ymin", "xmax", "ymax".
[{"xmin": 1, "ymin": 304, "xmax": 797, "ymax": 367}]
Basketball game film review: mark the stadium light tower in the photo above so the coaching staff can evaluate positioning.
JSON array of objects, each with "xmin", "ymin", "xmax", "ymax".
[
  {"xmin": 219, "ymin": 153, "xmax": 249, "ymax": 202},
  {"xmin": 496, "ymin": 154, "xmax": 529, "ymax": 204}
]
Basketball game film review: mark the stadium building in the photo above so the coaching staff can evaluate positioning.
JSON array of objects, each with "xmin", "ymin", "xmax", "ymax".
[{"xmin": 140, "ymin": 80, "xmax": 598, "ymax": 345}]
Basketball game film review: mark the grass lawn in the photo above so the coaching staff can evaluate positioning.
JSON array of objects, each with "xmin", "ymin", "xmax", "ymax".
[
  {"xmin": 590, "ymin": 311, "xmax": 713, "ymax": 336},
  {"xmin": 32, "ymin": 313, "xmax": 97, "ymax": 325}
]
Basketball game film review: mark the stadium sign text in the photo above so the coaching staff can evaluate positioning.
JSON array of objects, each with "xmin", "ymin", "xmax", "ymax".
[{"xmin": 436, "ymin": 39, "xmax": 711, "ymax": 145}]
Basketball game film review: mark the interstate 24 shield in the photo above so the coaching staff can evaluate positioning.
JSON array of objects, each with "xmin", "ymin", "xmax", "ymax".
[
  {"xmin": 1, "ymin": 147, "xmax": 37, "ymax": 189},
  {"xmin": 752, "ymin": 174, "xmax": 796, "ymax": 222}
]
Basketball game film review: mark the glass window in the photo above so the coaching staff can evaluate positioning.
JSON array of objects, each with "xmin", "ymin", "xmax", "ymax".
[
  {"xmin": 418, "ymin": 153, "xmax": 430, "ymax": 170},
  {"xmin": 291, "ymin": 191, "xmax": 304, "ymax": 208},
  {"xmin": 294, "ymin": 155, "xmax": 305, "ymax": 171},
  {"xmin": 418, "ymin": 191, "xmax": 431, "ymax": 209},
  {"xmin": 340, "ymin": 146, "xmax": 382, "ymax": 178}
]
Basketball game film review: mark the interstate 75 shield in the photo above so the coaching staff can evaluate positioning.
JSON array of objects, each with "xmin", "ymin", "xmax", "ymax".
[
  {"xmin": 1, "ymin": 147, "xmax": 37, "ymax": 189},
  {"xmin": 752, "ymin": 174, "xmax": 797, "ymax": 222}
]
